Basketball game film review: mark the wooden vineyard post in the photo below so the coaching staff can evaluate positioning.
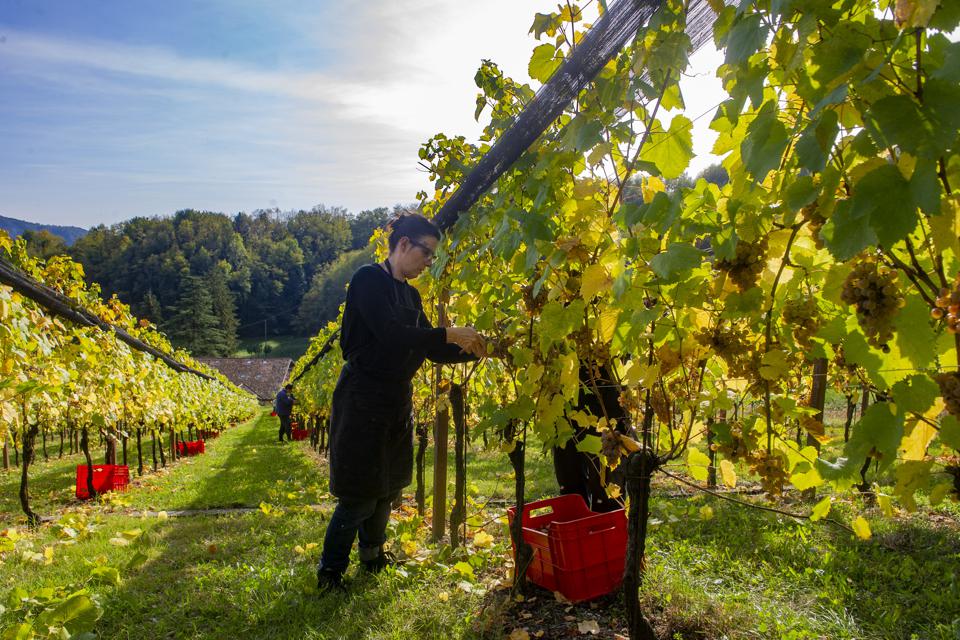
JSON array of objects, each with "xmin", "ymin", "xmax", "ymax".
[
  {"xmin": 415, "ymin": 421, "xmax": 429, "ymax": 516},
  {"xmin": 432, "ymin": 294, "xmax": 449, "ymax": 542},
  {"xmin": 804, "ymin": 358, "xmax": 828, "ymax": 499},
  {"xmin": 80, "ymin": 428, "xmax": 96, "ymax": 502},
  {"xmin": 432, "ymin": 378, "xmax": 450, "ymax": 542},
  {"xmin": 3, "ymin": 437, "xmax": 8, "ymax": 470},
  {"xmin": 449, "ymin": 383, "xmax": 467, "ymax": 549}
]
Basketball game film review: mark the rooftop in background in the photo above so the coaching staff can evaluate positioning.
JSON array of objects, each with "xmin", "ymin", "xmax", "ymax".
[{"xmin": 197, "ymin": 357, "xmax": 293, "ymax": 402}]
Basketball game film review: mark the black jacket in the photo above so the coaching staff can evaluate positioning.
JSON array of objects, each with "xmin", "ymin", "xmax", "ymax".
[{"xmin": 329, "ymin": 263, "xmax": 474, "ymax": 498}]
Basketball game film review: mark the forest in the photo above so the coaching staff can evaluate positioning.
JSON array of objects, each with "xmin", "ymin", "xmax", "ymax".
[{"xmin": 19, "ymin": 206, "xmax": 391, "ymax": 355}]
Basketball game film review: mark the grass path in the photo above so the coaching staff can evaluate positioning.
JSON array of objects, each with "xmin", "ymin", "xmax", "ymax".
[{"xmin": 2, "ymin": 410, "xmax": 960, "ymax": 639}]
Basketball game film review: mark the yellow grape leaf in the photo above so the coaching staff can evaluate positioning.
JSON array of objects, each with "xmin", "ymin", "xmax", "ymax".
[
  {"xmin": 699, "ymin": 506, "xmax": 714, "ymax": 520},
  {"xmin": 852, "ymin": 516, "xmax": 872, "ymax": 540},
  {"xmin": 929, "ymin": 196, "xmax": 960, "ymax": 257},
  {"xmin": 509, "ymin": 630, "xmax": 531, "ymax": 640},
  {"xmin": 453, "ymin": 561, "xmax": 475, "ymax": 579},
  {"xmin": 895, "ymin": 0, "xmax": 940, "ymax": 26},
  {"xmin": 719, "ymin": 459, "xmax": 737, "ymax": 488},
  {"xmin": 642, "ymin": 176, "xmax": 666, "ymax": 202},
  {"xmin": 605, "ymin": 484, "xmax": 622, "ymax": 500},
  {"xmin": 43, "ymin": 546, "xmax": 54, "ymax": 565},
  {"xmin": 438, "ymin": 591, "xmax": 450, "ymax": 602},
  {"xmin": 580, "ymin": 263, "xmax": 613, "ymax": 300},
  {"xmin": 876, "ymin": 492, "xmax": 894, "ymax": 517},
  {"xmin": 809, "ymin": 496, "xmax": 831, "ymax": 522},
  {"xmin": 473, "ymin": 531, "xmax": 495, "ymax": 549},
  {"xmin": 759, "ymin": 350, "xmax": 789, "ymax": 381},
  {"xmin": 294, "ymin": 545, "xmax": 306, "ymax": 555},
  {"xmin": 401, "ymin": 538, "xmax": 418, "ymax": 556},
  {"xmin": 598, "ymin": 306, "xmax": 618, "ymax": 343},
  {"xmin": 687, "ymin": 448, "xmax": 711, "ymax": 482},
  {"xmin": 259, "ymin": 502, "xmax": 273, "ymax": 515},
  {"xmin": 109, "ymin": 537, "xmax": 131, "ymax": 547},
  {"xmin": 900, "ymin": 419, "xmax": 938, "ymax": 461},
  {"xmin": 624, "ymin": 361, "xmax": 659, "ymax": 390},
  {"xmin": 560, "ymin": 352, "xmax": 579, "ymax": 401},
  {"xmin": 929, "ymin": 482, "xmax": 952, "ymax": 507}
]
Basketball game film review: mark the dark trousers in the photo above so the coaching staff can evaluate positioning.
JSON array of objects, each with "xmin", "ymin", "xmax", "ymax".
[
  {"xmin": 278, "ymin": 414, "xmax": 292, "ymax": 441},
  {"xmin": 319, "ymin": 491, "xmax": 399, "ymax": 574}
]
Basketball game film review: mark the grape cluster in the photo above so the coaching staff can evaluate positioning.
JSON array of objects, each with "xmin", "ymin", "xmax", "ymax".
[
  {"xmin": 649, "ymin": 388, "xmax": 671, "ymax": 425},
  {"xmin": 749, "ymin": 453, "xmax": 789, "ymax": 496},
  {"xmin": 601, "ymin": 429, "xmax": 623, "ymax": 463},
  {"xmin": 931, "ymin": 273, "xmax": 960, "ymax": 333},
  {"xmin": 522, "ymin": 283, "xmax": 547, "ymax": 314},
  {"xmin": 840, "ymin": 258, "xmax": 903, "ymax": 351},
  {"xmin": 716, "ymin": 238, "xmax": 768, "ymax": 291},
  {"xmin": 936, "ymin": 372, "xmax": 960, "ymax": 418},
  {"xmin": 696, "ymin": 324, "xmax": 751, "ymax": 362},
  {"xmin": 801, "ymin": 203, "xmax": 826, "ymax": 249},
  {"xmin": 782, "ymin": 297, "xmax": 821, "ymax": 347}
]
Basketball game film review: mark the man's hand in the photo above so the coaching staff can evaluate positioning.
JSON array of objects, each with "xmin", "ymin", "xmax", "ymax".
[{"xmin": 446, "ymin": 326, "xmax": 486, "ymax": 358}]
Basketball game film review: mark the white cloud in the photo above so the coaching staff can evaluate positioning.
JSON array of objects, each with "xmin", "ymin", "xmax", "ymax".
[{"xmin": 0, "ymin": 1, "xmax": 727, "ymax": 226}]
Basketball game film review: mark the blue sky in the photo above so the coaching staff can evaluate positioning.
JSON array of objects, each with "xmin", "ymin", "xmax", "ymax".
[{"xmin": 0, "ymin": 1, "xmax": 724, "ymax": 228}]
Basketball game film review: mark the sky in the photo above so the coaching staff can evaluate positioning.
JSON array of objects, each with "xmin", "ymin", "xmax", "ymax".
[{"xmin": 0, "ymin": 0, "xmax": 726, "ymax": 229}]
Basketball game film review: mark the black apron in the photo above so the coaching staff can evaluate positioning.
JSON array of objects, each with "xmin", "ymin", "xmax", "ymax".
[{"xmin": 328, "ymin": 260, "xmax": 424, "ymax": 499}]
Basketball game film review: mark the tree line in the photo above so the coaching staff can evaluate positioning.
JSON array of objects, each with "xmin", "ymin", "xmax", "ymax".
[{"xmin": 21, "ymin": 206, "xmax": 396, "ymax": 356}]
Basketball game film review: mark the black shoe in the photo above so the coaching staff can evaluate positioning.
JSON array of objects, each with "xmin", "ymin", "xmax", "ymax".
[
  {"xmin": 316, "ymin": 567, "xmax": 346, "ymax": 594},
  {"xmin": 361, "ymin": 550, "xmax": 400, "ymax": 574}
]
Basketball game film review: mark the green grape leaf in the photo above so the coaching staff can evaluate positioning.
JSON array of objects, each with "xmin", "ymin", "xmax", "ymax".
[
  {"xmin": 741, "ymin": 102, "xmax": 789, "ymax": 180},
  {"xmin": 784, "ymin": 175, "xmax": 818, "ymax": 211},
  {"xmin": 941, "ymin": 415, "xmax": 960, "ymax": 451},
  {"xmin": 575, "ymin": 434, "xmax": 603, "ymax": 455},
  {"xmin": 650, "ymin": 243, "xmax": 704, "ymax": 282},
  {"xmin": 909, "ymin": 158, "xmax": 942, "ymax": 215},
  {"xmin": 687, "ymin": 448, "xmax": 711, "ymax": 482},
  {"xmin": 640, "ymin": 115, "xmax": 694, "ymax": 180},
  {"xmin": 529, "ymin": 43, "xmax": 561, "ymax": 83},
  {"xmin": 852, "ymin": 165, "xmax": 917, "ymax": 248},
  {"xmin": 723, "ymin": 13, "xmax": 768, "ymax": 64},
  {"xmin": 894, "ymin": 295, "xmax": 936, "ymax": 369},
  {"xmin": 863, "ymin": 95, "xmax": 933, "ymax": 157},
  {"xmin": 796, "ymin": 110, "xmax": 839, "ymax": 172},
  {"xmin": 822, "ymin": 200, "xmax": 877, "ymax": 260},
  {"xmin": 891, "ymin": 374, "xmax": 939, "ymax": 415}
]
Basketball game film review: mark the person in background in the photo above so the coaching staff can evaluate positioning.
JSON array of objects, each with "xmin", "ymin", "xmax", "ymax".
[
  {"xmin": 274, "ymin": 383, "xmax": 295, "ymax": 443},
  {"xmin": 316, "ymin": 212, "xmax": 485, "ymax": 593}
]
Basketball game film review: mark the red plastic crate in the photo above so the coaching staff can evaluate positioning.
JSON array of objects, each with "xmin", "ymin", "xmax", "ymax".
[
  {"xmin": 507, "ymin": 494, "xmax": 627, "ymax": 602},
  {"xmin": 291, "ymin": 428, "xmax": 310, "ymax": 441},
  {"xmin": 176, "ymin": 440, "xmax": 206, "ymax": 456},
  {"xmin": 76, "ymin": 465, "xmax": 129, "ymax": 500}
]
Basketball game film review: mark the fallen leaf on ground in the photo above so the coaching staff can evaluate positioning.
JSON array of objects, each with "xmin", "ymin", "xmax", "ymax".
[{"xmin": 577, "ymin": 620, "xmax": 601, "ymax": 635}]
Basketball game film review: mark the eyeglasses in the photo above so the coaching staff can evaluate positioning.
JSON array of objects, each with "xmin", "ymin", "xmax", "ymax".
[{"xmin": 408, "ymin": 238, "xmax": 436, "ymax": 260}]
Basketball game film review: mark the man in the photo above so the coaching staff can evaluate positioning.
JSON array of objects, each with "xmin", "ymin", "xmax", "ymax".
[{"xmin": 274, "ymin": 383, "xmax": 295, "ymax": 442}]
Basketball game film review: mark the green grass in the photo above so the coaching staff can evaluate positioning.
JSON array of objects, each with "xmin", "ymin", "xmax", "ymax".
[
  {"xmin": 2, "ymin": 410, "xmax": 959, "ymax": 639},
  {"xmin": 234, "ymin": 335, "xmax": 311, "ymax": 360}
]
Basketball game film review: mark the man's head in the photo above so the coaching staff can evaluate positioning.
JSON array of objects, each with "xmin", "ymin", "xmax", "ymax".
[
  {"xmin": 387, "ymin": 211, "xmax": 440, "ymax": 280},
  {"xmin": 284, "ymin": 384, "xmax": 293, "ymax": 391}
]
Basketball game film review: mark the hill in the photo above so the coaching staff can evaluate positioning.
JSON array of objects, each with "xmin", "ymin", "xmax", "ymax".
[{"xmin": 0, "ymin": 214, "xmax": 87, "ymax": 245}]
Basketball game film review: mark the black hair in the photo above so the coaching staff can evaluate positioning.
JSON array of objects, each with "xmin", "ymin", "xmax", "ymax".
[
  {"xmin": 386, "ymin": 212, "xmax": 441, "ymax": 251},
  {"xmin": 284, "ymin": 384, "xmax": 293, "ymax": 390}
]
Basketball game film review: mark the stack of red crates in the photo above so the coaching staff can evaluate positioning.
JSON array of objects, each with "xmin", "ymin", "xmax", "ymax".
[
  {"xmin": 507, "ymin": 494, "xmax": 627, "ymax": 602},
  {"xmin": 291, "ymin": 427, "xmax": 310, "ymax": 441},
  {"xmin": 176, "ymin": 440, "xmax": 205, "ymax": 456},
  {"xmin": 76, "ymin": 465, "xmax": 130, "ymax": 500}
]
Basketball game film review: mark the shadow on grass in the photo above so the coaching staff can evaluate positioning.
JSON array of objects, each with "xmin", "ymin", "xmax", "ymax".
[{"xmin": 644, "ymin": 493, "xmax": 960, "ymax": 639}]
